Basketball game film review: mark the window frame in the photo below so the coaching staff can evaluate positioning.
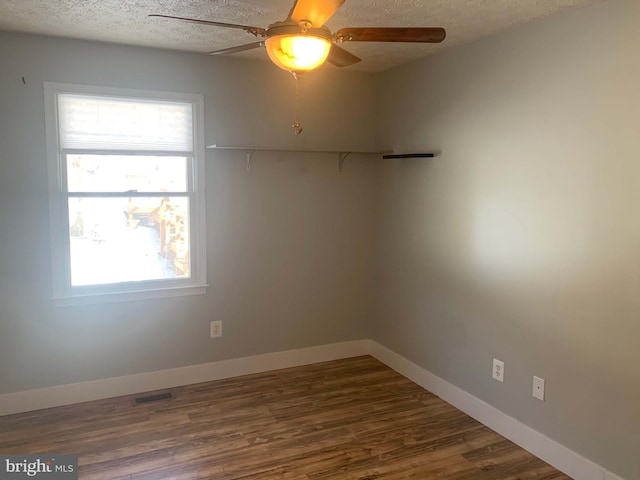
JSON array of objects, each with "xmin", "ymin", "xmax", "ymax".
[{"xmin": 44, "ymin": 82, "xmax": 207, "ymax": 306}]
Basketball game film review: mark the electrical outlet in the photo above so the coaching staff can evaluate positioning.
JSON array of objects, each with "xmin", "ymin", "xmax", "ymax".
[
  {"xmin": 210, "ymin": 321, "xmax": 222, "ymax": 338},
  {"xmin": 492, "ymin": 358, "xmax": 505, "ymax": 382},
  {"xmin": 533, "ymin": 376, "xmax": 545, "ymax": 401}
]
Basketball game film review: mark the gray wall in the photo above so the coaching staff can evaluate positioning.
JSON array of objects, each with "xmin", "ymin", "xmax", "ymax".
[
  {"xmin": 373, "ymin": 0, "xmax": 640, "ymax": 478},
  {"xmin": 2, "ymin": 0, "xmax": 640, "ymax": 477},
  {"xmin": 0, "ymin": 32, "xmax": 377, "ymax": 393}
]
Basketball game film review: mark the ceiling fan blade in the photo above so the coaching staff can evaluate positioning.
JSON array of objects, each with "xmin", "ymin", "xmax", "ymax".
[
  {"xmin": 288, "ymin": 0, "xmax": 345, "ymax": 27},
  {"xmin": 208, "ymin": 42, "xmax": 265, "ymax": 56},
  {"xmin": 336, "ymin": 27, "xmax": 446, "ymax": 43},
  {"xmin": 149, "ymin": 14, "xmax": 266, "ymax": 37},
  {"xmin": 327, "ymin": 44, "xmax": 361, "ymax": 67}
]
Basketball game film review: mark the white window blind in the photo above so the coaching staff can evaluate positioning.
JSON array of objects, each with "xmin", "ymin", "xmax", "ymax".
[{"xmin": 58, "ymin": 94, "xmax": 193, "ymax": 152}]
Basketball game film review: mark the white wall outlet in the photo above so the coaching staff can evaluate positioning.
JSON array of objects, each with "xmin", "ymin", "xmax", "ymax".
[
  {"xmin": 210, "ymin": 321, "xmax": 222, "ymax": 338},
  {"xmin": 533, "ymin": 376, "xmax": 545, "ymax": 401},
  {"xmin": 492, "ymin": 358, "xmax": 505, "ymax": 382}
]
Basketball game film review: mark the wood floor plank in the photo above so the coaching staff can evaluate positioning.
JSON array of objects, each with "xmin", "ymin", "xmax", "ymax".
[{"xmin": 0, "ymin": 356, "xmax": 572, "ymax": 479}]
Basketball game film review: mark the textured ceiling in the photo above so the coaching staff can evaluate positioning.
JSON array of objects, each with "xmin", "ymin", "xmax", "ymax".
[{"xmin": 0, "ymin": 0, "xmax": 601, "ymax": 72}]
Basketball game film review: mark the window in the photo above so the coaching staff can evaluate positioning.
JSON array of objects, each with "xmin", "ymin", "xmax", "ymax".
[{"xmin": 44, "ymin": 83, "xmax": 207, "ymax": 305}]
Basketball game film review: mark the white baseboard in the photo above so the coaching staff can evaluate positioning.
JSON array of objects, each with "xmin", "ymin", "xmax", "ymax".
[
  {"xmin": 367, "ymin": 340, "xmax": 626, "ymax": 480},
  {"xmin": 0, "ymin": 338, "xmax": 627, "ymax": 480},
  {"xmin": 605, "ymin": 474, "xmax": 627, "ymax": 480},
  {"xmin": 0, "ymin": 340, "xmax": 369, "ymax": 416}
]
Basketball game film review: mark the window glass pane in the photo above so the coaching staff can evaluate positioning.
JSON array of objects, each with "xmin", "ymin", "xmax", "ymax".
[
  {"xmin": 67, "ymin": 155, "xmax": 188, "ymax": 193},
  {"xmin": 68, "ymin": 196, "xmax": 190, "ymax": 286},
  {"xmin": 58, "ymin": 94, "xmax": 193, "ymax": 152}
]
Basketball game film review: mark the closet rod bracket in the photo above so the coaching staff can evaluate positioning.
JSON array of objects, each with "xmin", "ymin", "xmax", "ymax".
[
  {"xmin": 245, "ymin": 149, "xmax": 256, "ymax": 172},
  {"xmin": 338, "ymin": 152, "xmax": 353, "ymax": 173}
]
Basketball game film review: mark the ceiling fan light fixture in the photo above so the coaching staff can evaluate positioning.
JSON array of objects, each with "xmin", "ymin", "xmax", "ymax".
[{"xmin": 265, "ymin": 34, "xmax": 332, "ymax": 73}]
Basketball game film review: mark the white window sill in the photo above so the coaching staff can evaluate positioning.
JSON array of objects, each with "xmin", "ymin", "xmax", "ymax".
[{"xmin": 53, "ymin": 284, "xmax": 208, "ymax": 307}]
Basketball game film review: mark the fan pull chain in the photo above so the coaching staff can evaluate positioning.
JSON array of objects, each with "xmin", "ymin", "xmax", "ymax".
[{"xmin": 292, "ymin": 72, "xmax": 303, "ymax": 135}]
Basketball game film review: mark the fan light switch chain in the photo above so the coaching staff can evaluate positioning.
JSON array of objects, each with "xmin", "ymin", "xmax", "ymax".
[{"xmin": 292, "ymin": 72, "xmax": 303, "ymax": 135}]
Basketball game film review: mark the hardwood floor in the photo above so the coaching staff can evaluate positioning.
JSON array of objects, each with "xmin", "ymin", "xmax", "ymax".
[{"xmin": 0, "ymin": 356, "xmax": 571, "ymax": 479}]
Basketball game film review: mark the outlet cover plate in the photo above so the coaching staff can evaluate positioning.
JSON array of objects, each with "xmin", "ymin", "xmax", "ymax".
[
  {"xmin": 533, "ymin": 376, "xmax": 545, "ymax": 401},
  {"xmin": 210, "ymin": 321, "xmax": 222, "ymax": 338},
  {"xmin": 492, "ymin": 358, "xmax": 505, "ymax": 382}
]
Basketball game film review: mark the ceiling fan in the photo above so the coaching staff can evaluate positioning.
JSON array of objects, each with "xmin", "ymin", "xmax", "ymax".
[{"xmin": 150, "ymin": 0, "xmax": 446, "ymax": 75}]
